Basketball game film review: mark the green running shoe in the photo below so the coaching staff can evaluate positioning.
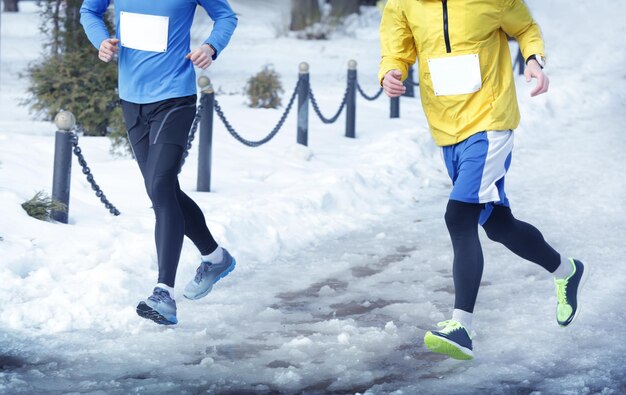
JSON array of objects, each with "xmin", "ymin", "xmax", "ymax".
[
  {"xmin": 424, "ymin": 320, "xmax": 473, "ymax": 360},
  {"xmin": 555, "ymin": 258, "xmax": 588, "ymax": 327}
]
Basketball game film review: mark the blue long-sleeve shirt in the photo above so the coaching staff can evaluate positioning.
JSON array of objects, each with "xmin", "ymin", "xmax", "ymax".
[{"xmin": 80, "ymin": 0, "xmax": 237, "ymax": 104}]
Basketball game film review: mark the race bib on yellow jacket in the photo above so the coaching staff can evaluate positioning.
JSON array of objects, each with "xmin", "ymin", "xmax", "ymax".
[
  {"xmin": 427, "ymin": 54, "xmax": 482, "ymax": 96},
  {"xmin": 120, "ymin": 11, "xmax": 169, "ymax": 53}
]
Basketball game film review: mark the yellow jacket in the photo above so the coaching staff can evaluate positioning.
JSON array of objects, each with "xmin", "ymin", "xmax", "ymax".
[{"xmin": 379, "ymin": 0, "xmax": 545, "ymax": 146}]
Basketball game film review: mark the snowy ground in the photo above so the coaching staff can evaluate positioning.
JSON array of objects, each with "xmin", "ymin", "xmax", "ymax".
[{"xmin": 1, "ymin": 1, "xmax": 625, "ymax": 394}]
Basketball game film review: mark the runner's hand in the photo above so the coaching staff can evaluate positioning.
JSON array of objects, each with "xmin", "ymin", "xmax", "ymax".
[
  {"xmin": 383, "ymin": 69, "xmax": 406, "ymax": 97},
  {"xmin": 525, "ymin": 59, "xmax": 549, "ymax": 97},
  {"xmin": 186, "ymin": 44, "xmax": 215, "ymax": 70},
  {"xmin": 98, "ymin": 39, "xmax": 119, "ymax": 63}
]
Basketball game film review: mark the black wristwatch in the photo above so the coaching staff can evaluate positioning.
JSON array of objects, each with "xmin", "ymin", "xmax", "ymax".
[
  {"xmin": 207, "ymin": 43, "xmax": 218, "ymax": 59},
  {"xmin": 526, "ymin": 54, "xmax": 546, "ymax": 69}
]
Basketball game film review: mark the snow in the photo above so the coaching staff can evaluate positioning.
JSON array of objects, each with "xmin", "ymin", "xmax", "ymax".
[{"xmin": 1, "ymin": 0, "xmax": 625, "ymax": 393}]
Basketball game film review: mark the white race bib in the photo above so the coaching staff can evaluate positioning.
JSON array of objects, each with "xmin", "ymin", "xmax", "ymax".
[
  {"xmin": 427, "ymin": 54, "xmax": 482, "ymax": 96},
  {"xmin": 120, "ymin": 11, "xmax": 169, "ymax": 53}
]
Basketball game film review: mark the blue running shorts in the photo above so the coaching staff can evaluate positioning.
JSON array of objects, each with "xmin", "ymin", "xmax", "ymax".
[{"xmin": 442, "ymin": 130, "xmax": 514, "ymax": 224}]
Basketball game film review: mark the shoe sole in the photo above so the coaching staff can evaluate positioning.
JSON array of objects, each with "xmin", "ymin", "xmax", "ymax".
[
  {"xmin": 183, "ymin": 257, "xmax": 236, "ymax": 301},
  {"xmin": 136, "ymin": 302, "xmax": 177, "ymax": 325},
  {"xmin": 424, "ymin": 332, "xmax": 474, "ymax": 360},
  {"xmin": 559, "ymin": 260, "xmax": 590, "ymax": 328}
]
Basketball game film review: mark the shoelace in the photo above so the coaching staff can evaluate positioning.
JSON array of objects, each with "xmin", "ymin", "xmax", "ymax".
[
  {"xmin": 436, "ymin": 320, "xmax": 461, "ymax": 334},
  {"xmin": 555, "ymin": 279, "xmax": 568, "ymax": 305},
  {"xmin": 149, "ymin": 288, "xmax": 171, "ymax": 303},
  {"xmin": 194, "ymin": 262, "xmax": 213, "ymax": 283}
]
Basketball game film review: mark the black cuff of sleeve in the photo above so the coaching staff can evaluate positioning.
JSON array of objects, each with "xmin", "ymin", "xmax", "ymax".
[{"xmin": 525, "ymin": 54, "xmax": 543, "ymax": 69}]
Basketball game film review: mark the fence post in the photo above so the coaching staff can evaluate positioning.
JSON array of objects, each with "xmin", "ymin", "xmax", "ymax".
[
  {"xmin": 515, "ymin": 49, "xmax": 525, "ymax": 75},
  {"xmin": 297, "ymin": 62, "xmax": 310, "ymax": 146},
  {"xmin": 51, "ymin": 111, "xmax": 76, "ymax": 224},
  {"xmin": 197, "ymin": 76, "xmax": 214, "ymax": 192},
  {"xmin": 345, "ymin": 59, "xmax": 357, "ymax": 139},
  {"xmin": 390, "ymin": 96, "xmax": 400, "ymax": 119},
  {"xmin": 403, "ymin": 66, "xmax": 415, "ymax": 98}
]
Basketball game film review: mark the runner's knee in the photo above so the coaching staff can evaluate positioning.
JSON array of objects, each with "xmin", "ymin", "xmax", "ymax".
[
  {"xmin": 146, "ymin": 173, "xmax": 178, "ymax": 208},
  {"xmin": 482, "ymin": 206, "xmax": 514, "ymax": 242},
  {"xmin": 445, "ymin": 200, "xmax": 482, "ymax": 236}
]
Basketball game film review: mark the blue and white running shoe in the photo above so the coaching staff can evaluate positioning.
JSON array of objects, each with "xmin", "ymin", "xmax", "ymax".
[
  {"xmin": 136, "ymin": 287, "xmax": 178, "ymax": 325},
  {"xmin": 183, "ymin": 249, "xmax": 236, "ymax": 300}
]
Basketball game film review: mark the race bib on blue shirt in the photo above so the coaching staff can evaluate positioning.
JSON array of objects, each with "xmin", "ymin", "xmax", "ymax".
[{"xmin": 120, "ymin": 11, "xmax": 169, "ymax": 53}]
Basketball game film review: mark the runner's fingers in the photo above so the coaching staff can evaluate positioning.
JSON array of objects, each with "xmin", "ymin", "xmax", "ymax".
[
  {"xmin": 190, "ymin": 51, "xmax": 203, "ymax": 62},
  {"xmin": 103, "ymin": 42, "xmax": 117, "ymax": 53},
  {"xmin": 385, "ymin": 83, "xmax": 405, "ymax": 94},
  {"xmin": 200, "ymin": 55, "xmax": 213, "ymax": 68},
  {"xmin": 531, "ymin": 81, "xmax": 547, "ymax": 96},
  {"xmin": 383, "ymin": 85, "xmax": 404, "ymax": 96},
  {"xmin": 98, "ymin": 53, "xmax": 111, "ymax": 62},
  {"xmin": 530, "ymin": 85, "xmax": 540, "ymax": 97},
  {"xmin": 531, "ymin": 74, "xmax": 548, "ymax": 96},
  {"xmin": 384, "ymin": 89, "xmax": 402, "ymax": 98},
  {"xmin": 384, "ymin": 82, "xmax": 406, "ymax": 95},
  {"xmin": 192, "ymin": 55, "xmax": 205, "ymax": 66},
  {"xmin": 384, "ymin": 77, "xmax": 405, "ymax": 88},
  {"xmin": 198, "ymin": 59, "xmax": 212, "ymax": 69},
  {"xmin": 383, "ymin": 80, "xmax": 403, "ymax": 91}
]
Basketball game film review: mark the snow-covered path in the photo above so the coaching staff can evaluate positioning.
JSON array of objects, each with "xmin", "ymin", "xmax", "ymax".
[{"xmin": 2, "ymin": 102, "xmax": 625, "ymax": 393}]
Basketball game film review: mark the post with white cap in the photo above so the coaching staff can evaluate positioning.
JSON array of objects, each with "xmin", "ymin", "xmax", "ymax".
[
  {"xmin": 197, "ymin": 76, "xmax": 214, "ymax": 192},
  {"xmin": 345, "ymin": 59, "xmax": 357, "ymax": 139},
  {"xmin": 51, "ymin": 111, "xmax": 76, "ymax": 223},
  {"xmin": 297, "ymin": 62, "xmax": 310, "ymax": 146}
]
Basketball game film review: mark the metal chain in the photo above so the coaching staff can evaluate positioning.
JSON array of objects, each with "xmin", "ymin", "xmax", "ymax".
[
  {"xmin": 356, "ymin": 82, "xmax": 384, "ymax": 101},
  {"xmin": 69, "ymin": 132, "xmax": 121, "ymax": 216},
  {"xmin": 179, "ymin": 97, "xmax": 205, "ymax": 173},
  {"xmin": 309, "ymin": 78, "xmax": 351, "ymax": 124},
  {"xmin": 214, "ymin": 80, "xmax": 300, "ymax": 147}
]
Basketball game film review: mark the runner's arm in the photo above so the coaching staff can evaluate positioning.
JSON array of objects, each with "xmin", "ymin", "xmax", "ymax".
[
  {"xmin": 378, "ymin": 0, "xmax": 417, "ymax": 86},
  {"xmin": 500, "ymin": 0, "xmax": 545, "ymax": 63},
  {"xmin": 80, "ymin": 0, "xmax": 113, "ymax": 50},
  {"xmin": 197, "ymin": 0, "xmax": 238, "ymax": 60}
]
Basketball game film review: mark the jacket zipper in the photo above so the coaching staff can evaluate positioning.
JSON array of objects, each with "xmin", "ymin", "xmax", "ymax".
[{"xmin": 442, "ymin": 0, "xmax": 452, "ymax": 53}]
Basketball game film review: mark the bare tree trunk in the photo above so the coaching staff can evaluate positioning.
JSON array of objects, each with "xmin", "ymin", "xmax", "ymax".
[
  {"xmin": 3, "ymin": 0, "xmax": 19, "ymax": 12},
  {"xmin": 290, "ymin": 0, "xmax": 321, "ymax": 31},
  {"xmin": 330, "ymin": 0, "xmax": 359, "ymax": 18},
  {"xmin": 52, "ymin": 0, "xmax": 62, "ymax": 56}
]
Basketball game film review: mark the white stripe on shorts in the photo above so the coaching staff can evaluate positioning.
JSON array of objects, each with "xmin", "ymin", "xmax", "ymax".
[{"xmin": 478, "ymin": 130, "xmax": 514, "ymax": 203}]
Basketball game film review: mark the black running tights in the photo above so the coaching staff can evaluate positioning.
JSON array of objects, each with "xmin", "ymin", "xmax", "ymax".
[
  {"xmin": 445, "ymin": 200, "xmax": 561, "ymax": 313},
  {"xmin": 134, "ymin": 143, "xmax": 218, "ymax": 287}
]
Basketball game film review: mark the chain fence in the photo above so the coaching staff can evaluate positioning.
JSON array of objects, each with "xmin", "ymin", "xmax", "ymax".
[
  {"xmin": 51, "ymin": 55, "xmax": 528, "ymax": 220},
  {"xmin": 309, "ymin": 79, "xmax": 351, "ymax": 124},
  {"xmin": 49, "ymin": 63, "xmax": 421, "ymax": 220},
  {"xmin": 213, "ymin": 80, "xmax": 301, "ymax": 148},
  {"xmin": 69, "ymin": 132, "xmax": 121, "ymax": 216},
  {"xmin": 180, "ymin": 99, "xmax": 205, "ymax": 172},
  {"xmin": 356, "ymin": 82, "xmax": 384, "ymax": 101}
]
